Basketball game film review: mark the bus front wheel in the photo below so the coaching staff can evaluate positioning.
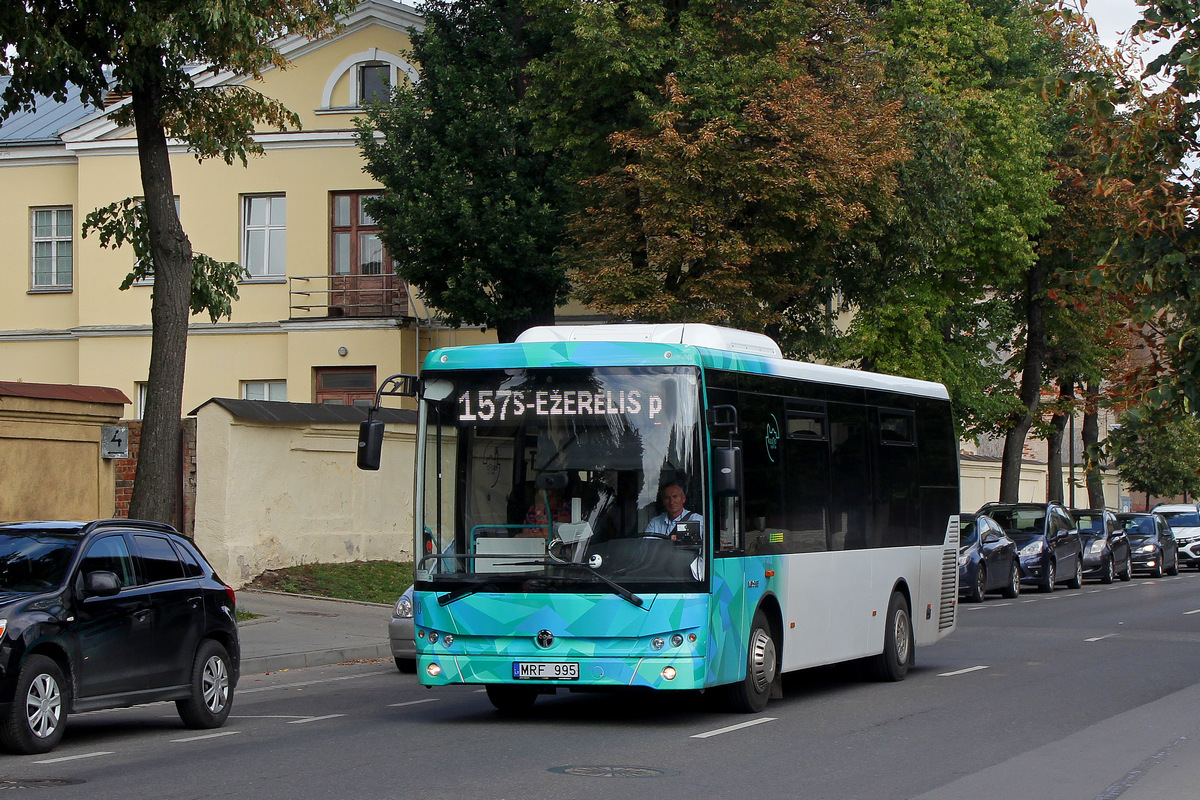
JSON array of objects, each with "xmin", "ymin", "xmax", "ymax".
[
  {"xmin": 485, "ymin": 684, "xmax": 538, "ymax": 713},
  {"xmin": 868, "ymin": 591, "xmax": 913, "ymax": 682},
  {"xmin": 721, "ymin": 609, "xmax": 777, "ymax": 713}
]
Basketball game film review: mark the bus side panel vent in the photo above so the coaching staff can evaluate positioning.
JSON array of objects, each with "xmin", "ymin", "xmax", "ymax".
[{"xmin": 938, "ymin": 526, "xmax": 959, "ymax": 631}]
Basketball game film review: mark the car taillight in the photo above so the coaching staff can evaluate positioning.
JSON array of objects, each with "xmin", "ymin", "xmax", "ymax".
[{"xmin": 224, "ymin": 585, "xmax": 236, "ymax": 607}]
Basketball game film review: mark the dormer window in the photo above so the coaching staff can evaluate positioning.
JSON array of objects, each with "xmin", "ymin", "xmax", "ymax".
[
  {"xmin": 320, "ymin": 49, "xmax": 419, "ymax": 112},
  {"xmin": 359, "ymin": 63, "xmax": 391, "ymax": 105}
]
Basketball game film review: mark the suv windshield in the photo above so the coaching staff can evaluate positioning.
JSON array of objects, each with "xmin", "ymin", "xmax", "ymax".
[
  {"xmin": 0, "ymin": 532, "xmax": 79, "ymax": 593},
  {"xmin": 1163, "ymin": 513, "xmax": 1200, "ymax": 527},
  {"xmin": 1120, "ymin": 516, "xmax": 1158, "ymax": 536},
  {"xmin": 417, "ymin": 366, "xmax": 705, "ymax": 594},
  {"xmin": 1073, "ymin": 513, "xmax": 1106, "ymax": 535}
]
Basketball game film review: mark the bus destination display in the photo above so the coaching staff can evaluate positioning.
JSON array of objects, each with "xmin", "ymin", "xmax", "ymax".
[{"xmin": 457, "ymin": 389, "xmax": 665, "ymax": 423}]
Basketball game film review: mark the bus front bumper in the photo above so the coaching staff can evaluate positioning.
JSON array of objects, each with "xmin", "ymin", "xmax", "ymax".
[{"xmin": 416, "ymin": 653, "xmax": 708, "ymax": 691}]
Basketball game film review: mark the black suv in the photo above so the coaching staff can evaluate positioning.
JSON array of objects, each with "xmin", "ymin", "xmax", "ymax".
[
  {"xmin": 977, "ymin": 502, "xmax": 1084, "ymax": 592},
  {"xmin": 0, "ymin": 520, "xmax": 240, "ymax": 754}
]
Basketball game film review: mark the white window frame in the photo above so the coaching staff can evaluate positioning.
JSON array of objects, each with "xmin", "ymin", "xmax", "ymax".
[
  {"xmin": 241, "ymin": 194, "xmax": 287, "ymax": 279},
  {"xmin": 30, "ymin": 206, "xmax": 73, "ymax": 291},
  {"xmin": 135, "ymin": 382, "xmax": 149, "ymax": 420},
  {"xmin": 241, "ymin": 380, "xmax": 287, "ymax": 402}
]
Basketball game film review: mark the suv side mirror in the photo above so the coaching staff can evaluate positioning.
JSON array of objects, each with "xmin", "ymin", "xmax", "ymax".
[{"xmin": 83, "ymin": 571, "xmax": 121, "ymax": 598}]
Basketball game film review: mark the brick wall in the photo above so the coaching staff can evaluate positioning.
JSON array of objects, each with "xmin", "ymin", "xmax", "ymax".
[{"xmin": 113, "ymin": 418, "xmax": 197, "ymax": 537}]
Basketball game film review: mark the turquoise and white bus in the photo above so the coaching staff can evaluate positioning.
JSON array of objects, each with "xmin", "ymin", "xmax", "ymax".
[{"xmin": 366, "ymin": 324, "xmax": 959, "ymax": 712}]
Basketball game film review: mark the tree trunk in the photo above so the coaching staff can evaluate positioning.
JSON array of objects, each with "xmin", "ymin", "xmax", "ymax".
[
  {"xmin": 1045, "ymin": 380, "xmax": 1074, "ymax": 505},
  {"xmin": 127, "ymin": 73, "xmax": 194, "ymax": 526},
  {"xmin": 1082, "ymin": 381, "xmax": 1106, "ymax": 509},
  {"xmin": 999, "ymin": 263, "xmax": 1046, "ymax": 502}
]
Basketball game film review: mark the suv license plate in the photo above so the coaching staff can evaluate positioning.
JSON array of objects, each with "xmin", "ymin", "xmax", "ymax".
[{"xmin": 513, "ymin": 661, "xmax": 579, "ymax": 680}]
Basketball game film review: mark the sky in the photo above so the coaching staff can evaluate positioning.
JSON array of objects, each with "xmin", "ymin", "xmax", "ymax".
[{"xmin": 1085, "ymin": 0, "xmax": 1153, "ymax": 48}]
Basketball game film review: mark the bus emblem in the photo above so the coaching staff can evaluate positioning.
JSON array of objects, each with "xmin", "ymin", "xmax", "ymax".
[{"xmin": 537, "ymin": 630, "xmax": 555, "ymax": 648}]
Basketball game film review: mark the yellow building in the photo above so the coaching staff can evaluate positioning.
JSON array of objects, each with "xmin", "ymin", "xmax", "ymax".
[{"xmin": 0, "ymin": 0, "xmax": 491, "ymax": 416}]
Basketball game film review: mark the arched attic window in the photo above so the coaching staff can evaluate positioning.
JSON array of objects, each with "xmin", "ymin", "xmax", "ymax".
[{"xmin": 320, "ymin": 48, "xmax": 419, "ymax": 111}]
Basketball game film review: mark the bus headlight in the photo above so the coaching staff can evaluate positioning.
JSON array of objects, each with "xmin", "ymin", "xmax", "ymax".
[
  {"xmin": 426, "ymin": 662, "xmax": 442, "ymax": 677},
  {"xmin": 670, "ymin": 634, "xmax": 684, "ymax": 648},
  {"xmin": 661, "ymin": 667, "xmax": 677, "ymax": 681},
  {"xmin": 651, "ymin": 637, "xmax": 664, "ymax": 650}
]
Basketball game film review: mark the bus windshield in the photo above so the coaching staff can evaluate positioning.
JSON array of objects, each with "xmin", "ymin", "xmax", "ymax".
[{"xmin": 417, "ymin": 366, "xmax": 705, "ymax": 594}]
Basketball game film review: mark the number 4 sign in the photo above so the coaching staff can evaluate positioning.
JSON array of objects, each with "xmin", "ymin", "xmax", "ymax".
[{"xmin": 101, "ymin": 425, "xmax": 129, "ymax": 459}]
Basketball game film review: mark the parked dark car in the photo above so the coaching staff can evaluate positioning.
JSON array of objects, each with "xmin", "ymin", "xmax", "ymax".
[
  {"xmin": 1117, "ymin": 512, "xmax": 1179, "ymax": 577},
  {"xmin": 959, "ymin": 513, "xmax": 1020, "ymax": 602},
  {"xmin": 0, "ymin": 520, "xmax": 240, "ymax": 754},
  {"xmin": 1071, "ymin": 508, "xmax": 1132, "ymax": 584},
  {"xmin": 977, "ymin": 502, "xmax": 1084, "ymax": 592},
  {"xmin": 1152, "ymin": 505, "xmax": 1200, "ymax": 570}
]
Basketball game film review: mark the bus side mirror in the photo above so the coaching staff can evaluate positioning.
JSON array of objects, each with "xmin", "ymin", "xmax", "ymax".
[
  {"xmin": 715, "ymin": 446, "xmax": 741, "ymax": 497},
  {"xmin": 358, "ymin": 418, "xmax": 385, "ymax": 471}
]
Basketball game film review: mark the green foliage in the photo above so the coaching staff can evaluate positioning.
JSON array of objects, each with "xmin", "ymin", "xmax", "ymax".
[
  {"xmin": 356, "ymin": 0, "xmax": 569, "ymax": 342},
  {"xmin": 82, "ymin": 199, "xmax": 246, "ymax": 323},
  {"xmin": 1109, "ymin": 409, "xmax": 1200, "ymax": 499}
]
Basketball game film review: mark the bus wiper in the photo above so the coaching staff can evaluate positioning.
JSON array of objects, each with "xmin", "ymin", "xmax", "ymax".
[
  {"xmin": 437, "ymin": 579, "xmax": 498, "ymax": 606},
  {"xmin": 505, "ymin": 560, "xmax": 644, "ymax": 608}
]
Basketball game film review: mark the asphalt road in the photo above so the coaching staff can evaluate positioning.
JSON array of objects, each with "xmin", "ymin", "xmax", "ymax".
[{"xmin": 4, "ymin": 571, "xmax": 1199, "ymax": 800}]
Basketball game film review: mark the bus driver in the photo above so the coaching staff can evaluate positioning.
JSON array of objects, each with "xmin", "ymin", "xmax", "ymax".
[{"xmin": 644, "ymin": 481, "xmax": 703, "ymax": 538}]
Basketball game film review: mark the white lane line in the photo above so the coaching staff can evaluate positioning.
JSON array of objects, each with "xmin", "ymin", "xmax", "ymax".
[
  {"xmin": 1184, "ymin": 609, "xmax": 1200, "ymax": 616},
  {"xmin": 1021, "ymin": 599, "xmax": 1039, "ymax": 604},
  {"xmin": 992, "ymin": 603, "xmax": 1013, "ymax": 607},
  {"xmin": 171, "ymin": 731, "xmax": 242, "ymax": 743},
  {"xmin": 1085, "ymin": 634, "xmax": 1118, "ymax": 642},
  {"xmin": 1088, "ymin": 590, "xmax": 1102, "ymax": 594},
  {"xmin": 33, "ymin": 751, "xmax": 113, "ymax": 764},
  {"xmin": 939, "ymin": 665, "xmax": 989, "ymax": 677},
  {"xmin": 389, "ymin": 698, "xmax": 439, "ymax": 708},
  {"xmin": 229, "ymin": 715, "xmax": 312, "ymax": 720},
  {"xmin": 287, "ymin": 714, "xmax": 346, "ymax": 724},
  {"xmin": 691, "ymin": 717, "xmax": 777, "ymax": 739},
  {"xmin": 238, "ymin": 670, "xmax": 391, "ymax": 696}
]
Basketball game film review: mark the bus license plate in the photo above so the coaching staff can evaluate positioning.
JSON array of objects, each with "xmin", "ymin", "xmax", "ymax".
[{"xmin": 513, "ymin": 661, "xmax": 579, "ymax": 680}]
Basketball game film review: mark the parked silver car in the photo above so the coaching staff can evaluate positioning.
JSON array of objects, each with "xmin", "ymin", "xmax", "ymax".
[{"xmin": 388, "ymin": 585, "xmax": 416, "ymax": 672}]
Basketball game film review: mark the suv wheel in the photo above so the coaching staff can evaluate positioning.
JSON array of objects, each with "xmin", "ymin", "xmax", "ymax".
[
  {"xmin": 0, "ymin": 655, "xmax": 67, "ymax": 755},
  {"xmin": 176, "ymin": 640, "xmax": 233, "ymax": 729},
  {"xmin": 1040, "ymin": 560, "xmax": 1056, "ymax": 593}
]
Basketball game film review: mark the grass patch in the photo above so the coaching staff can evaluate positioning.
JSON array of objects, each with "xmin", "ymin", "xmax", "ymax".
[{"xmin": 243, "ymin": 560, "xmax": 414, "ymax": 605}]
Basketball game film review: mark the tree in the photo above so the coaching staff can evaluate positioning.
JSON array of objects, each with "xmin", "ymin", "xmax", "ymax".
[
  {"xmin": 0, "ymin": 0, "xmax": 354, "ymax": 524},
  {"xmin": 1109, "ymin": 410, "xmax": 1200, "ymax": 504},
  {"xmin": 357, "ymin": 0, "xmax": 570, "ymax": 343},
  {"xmin": 526, "ymin": 0, "xmax": 909, "ymax": 342}
]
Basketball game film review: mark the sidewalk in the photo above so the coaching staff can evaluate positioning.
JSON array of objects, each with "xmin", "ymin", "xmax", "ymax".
[{"xmin": 235, "ymin": 589, "xmax": 393, "ymax": 675}]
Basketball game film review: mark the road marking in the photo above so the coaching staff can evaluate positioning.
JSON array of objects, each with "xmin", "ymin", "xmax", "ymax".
[
  {"xmin": 287, "ymin": 714, "xmax": 346, "ymax": 724},
  {"xmin": 389, "ymin": 698, "xmax": 439, "ymax": 708},
  {"xmin": 1088, "ymin": 590, "xmax": 1102, "ymax": 594},
  {"xmin": 691, "ymin": 717, "xmax": 776, "ymax": 739},
  {"xmin": 1021, "ymin": 599, "xmax": 1039, "ymax": 604},
  {"xmin": 171, "ymin": 731, "xmax": 241, "ymax": 743},
  {"xmin": 1184, "ymin": 609, "xmax": 1200, "ymax": 616},
  {"xmin": 939, "ymin": 665, "xmax": 989, "ymax": 677},
  {"xmin": 1085, "ymin": 634, "xmax": 1118, "ymax": 642},
  {"xmin": 238, "ymin": 670, "xmax": 390, "ymax": 695},
  {"xmin": 992, "ymin": 603, "xmax": 1013, "ymax": 607},
  {"xmin": 32, "ymin": 751, "xmax": 113, "ymax": 764}
]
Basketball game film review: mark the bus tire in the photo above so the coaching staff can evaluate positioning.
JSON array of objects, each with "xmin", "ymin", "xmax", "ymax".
[
  {"xmin": 721, "ymin": 609, "xmax": 776, "ymax": 713},
  {"xmin": 485, "ymin": 684, "xmax": 538, "ymax": 713},
  {"xmin": 868, "ymin": 591, "xmax": 913, "ymax": 682}
]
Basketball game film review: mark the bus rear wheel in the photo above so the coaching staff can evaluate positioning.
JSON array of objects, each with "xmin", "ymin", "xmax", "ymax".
[
  {"xmin": 867, "ymin": 591, "xmax": 913, "ymax": 682},
  {"xmin": 721, "ymin": 609, "xmax": 776, "ymax": 713},
  {"xmin": 485, "ymin": 684, "xmax": 538, "ymax": 713}
]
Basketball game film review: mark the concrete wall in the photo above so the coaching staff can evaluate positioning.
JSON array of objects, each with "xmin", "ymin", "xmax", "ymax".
[
  {"xmin": 193, "ymin": 401, "xmax": 416, "ymax": 587},
  {"xmin": 0, "ymin": 384, "xmax": 128, "ymax": 520},
  {"xmin": 960, "ymin": 456, "xmax": 1124, "ymax": 513}
]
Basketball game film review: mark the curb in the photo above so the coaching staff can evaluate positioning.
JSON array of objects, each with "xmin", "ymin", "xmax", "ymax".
[
  {"xmin": 236, "ymin": 588, "xmax": 392, "ymax": 609},
  {"xmin": 242, "ymin": 644, "xmax": 393, "ymax": 675}
]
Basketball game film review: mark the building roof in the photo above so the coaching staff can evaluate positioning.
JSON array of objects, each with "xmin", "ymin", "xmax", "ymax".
[
  {"xmin": 191, "ymin": 397, "xmax": 416, "ymax": 424},
  {"xmin": 0, "ymin": 77, "xmax": 99, "ymax": 144},
  {"xmin": 0, "ymin": 380, "xmax": 129, "ymax": 405}
]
